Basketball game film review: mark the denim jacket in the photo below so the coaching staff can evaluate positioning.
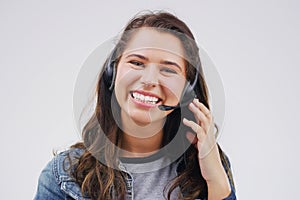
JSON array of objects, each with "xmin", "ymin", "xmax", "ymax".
[{"xmin": 34, "ymin": 148, "xmax": 236, "ymax": 200}]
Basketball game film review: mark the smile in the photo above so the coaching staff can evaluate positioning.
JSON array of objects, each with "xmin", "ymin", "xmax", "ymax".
[{"xmin": 130, "ymin": 91, "xmax": 162, "ymax": 105}]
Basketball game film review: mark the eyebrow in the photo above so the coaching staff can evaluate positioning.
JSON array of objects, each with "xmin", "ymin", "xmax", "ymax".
[
  {"xmin": 125, "ymin": 54, "xmax": 183, "ymax": 71},
  {"xmin": 125, "ymin": 54, "xmax": 149, "ymax": 61}
]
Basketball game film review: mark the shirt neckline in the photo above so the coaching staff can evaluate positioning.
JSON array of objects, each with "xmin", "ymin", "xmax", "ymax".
[{"xmin": 119, "ymin": 149, "xmax": 165, "ymax": 164}]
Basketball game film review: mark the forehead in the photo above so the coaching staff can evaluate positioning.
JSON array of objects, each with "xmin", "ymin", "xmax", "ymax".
[{"xmin": 123, "ymin": 28, "xmax": 185, "ymax": 59}]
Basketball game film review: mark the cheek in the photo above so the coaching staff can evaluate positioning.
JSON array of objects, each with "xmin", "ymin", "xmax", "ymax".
[
  {"xmin": 114, "ymin": 66, "xmax": 128, "ymax": 103},
  {"xmin": 115, "ymin": 65, "xmax": 129, "ymax": 85},
  {"xmin": 162, "ymin": 77, "xmax": 186, "ymax": 101},
  {"xmin": 114, "ymin": 65, "xmax": 141, "ymax": 99}
]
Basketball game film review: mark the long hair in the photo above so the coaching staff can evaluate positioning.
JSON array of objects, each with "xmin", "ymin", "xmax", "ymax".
[{"xmin": 69, "ymin": 11, "xmax": 234, "ymax": 200}]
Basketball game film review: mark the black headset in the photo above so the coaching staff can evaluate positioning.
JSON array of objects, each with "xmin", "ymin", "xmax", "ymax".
[
  {"xmin": 103, "ymin": 48, "xmax": 118, "ymax": 91},
  {"xmin": 103, "ymin": 48, "xmax": 200, "ymax": 111}
]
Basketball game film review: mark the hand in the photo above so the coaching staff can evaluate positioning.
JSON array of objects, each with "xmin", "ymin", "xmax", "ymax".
[
  {"xmin": 182, "ymin": 98, "xmax": 216, "ymax": 160},
  {"xmin": 182, "ymin": 99, "xmax": 231, "ymax": 199}
]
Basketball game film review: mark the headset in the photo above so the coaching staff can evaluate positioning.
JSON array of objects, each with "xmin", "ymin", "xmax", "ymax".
[
  {"xmin": 103, "ymin": 48, "xmax": 200, "ymax": 111},
  {"xmin": 103, "ymin": 48, "xmax": 118, "ymax": 91}
]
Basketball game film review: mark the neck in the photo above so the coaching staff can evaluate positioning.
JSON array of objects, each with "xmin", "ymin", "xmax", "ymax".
[
  {"xmin": 120, "ymin": 130, "xmax": 163, "ymax": 157},
  {"xmin": 119, "ymin": 112, "xmax": 165, "ymax": 157}
]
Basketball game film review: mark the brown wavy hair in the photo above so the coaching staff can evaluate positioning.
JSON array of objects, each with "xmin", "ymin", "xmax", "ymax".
[{"xmin": 69, "ymin": 11, "xmax": 234, "ymax": 200}]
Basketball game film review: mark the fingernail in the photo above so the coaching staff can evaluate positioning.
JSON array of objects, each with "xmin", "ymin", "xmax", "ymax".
[{"xmin": 183, "ymin": 118, "xmax": 188, "ymax": 123}]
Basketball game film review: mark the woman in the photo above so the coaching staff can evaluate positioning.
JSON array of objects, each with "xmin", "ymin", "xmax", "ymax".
[{"xmin": 35, "ymin": 11, "xmax": 236, "ymax": 200}]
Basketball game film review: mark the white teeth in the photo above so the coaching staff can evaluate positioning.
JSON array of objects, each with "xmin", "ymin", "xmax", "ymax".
[
  {"xmin": 145, "ymin": 96, "xmax": 149, "ymax": 101},
  {"xmin": 132, "ymin": 92, "xmax": 159, "ymax": 104}
]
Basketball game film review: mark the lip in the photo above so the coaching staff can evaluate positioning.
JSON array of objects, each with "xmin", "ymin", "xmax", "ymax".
[{"xmin": 129, "ymin": 90, "xmax": 163, "ymax": 109}]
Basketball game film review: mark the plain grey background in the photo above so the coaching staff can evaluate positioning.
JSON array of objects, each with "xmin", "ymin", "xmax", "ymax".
[{"xmin": 1, "ymin": 0, "xmax": 299, "ymax": 199}]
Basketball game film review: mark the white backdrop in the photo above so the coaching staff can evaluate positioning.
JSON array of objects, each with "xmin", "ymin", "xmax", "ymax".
[{"xmin": 1, "ymin": 0, "xmax": 299, "ymax": 199}]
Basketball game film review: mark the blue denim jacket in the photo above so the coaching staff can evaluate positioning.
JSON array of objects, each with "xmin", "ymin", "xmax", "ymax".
[{"xmin": 34, "ymin": 148, "xmax": 236, "ymax": 200}]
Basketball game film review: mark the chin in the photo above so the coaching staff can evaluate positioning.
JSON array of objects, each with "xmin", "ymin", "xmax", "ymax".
[{"xmin": 128, "ymin": 111, "xmax": 153, "ymax": 126}]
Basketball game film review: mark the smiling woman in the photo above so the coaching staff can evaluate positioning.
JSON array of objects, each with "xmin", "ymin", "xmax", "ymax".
[
  {"xmin": 34, "ymin": 11, "xmax": 236, "ymax": 200},
  {"xmin": 115, "ymin": 29, "xmax": 186, "ymax": 127}
]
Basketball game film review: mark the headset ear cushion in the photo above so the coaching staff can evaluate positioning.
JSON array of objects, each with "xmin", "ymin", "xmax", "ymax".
[
  {"xmin": 103, "ymin": 60, "xmax": 116, "ymax": 91},
  {"xmin": 103, "ymin": 49, "xmax": 118, "ymax": 91}
]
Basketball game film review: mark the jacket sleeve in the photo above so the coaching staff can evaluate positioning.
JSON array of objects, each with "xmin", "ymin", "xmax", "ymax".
[{"xmin": 34, "ymin": 157, "xmax": 66, "ymax": 200}]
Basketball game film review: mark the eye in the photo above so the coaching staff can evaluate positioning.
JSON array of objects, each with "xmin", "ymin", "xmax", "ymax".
[
  {"xmin": 129, "ymin": 60, "xmax": 144, "ymax": 67},
  {"xmin": 161, "ymin": 67, "xmax": 177, "ymax": 74}
]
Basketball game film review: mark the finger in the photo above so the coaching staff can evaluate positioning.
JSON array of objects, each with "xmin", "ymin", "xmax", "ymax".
[
  {"xmin": 188, "ymin": 102, "xmax": 209, "ymax": 126},
  {"xmin": 185, "ymin": 131, "xmax": 197, "ymax": 145},
  {"xmin": 193, "ymin": 99, "xmax": 212, "ymax": 120},
  {"xmin": 183, "ymin": 118, "xmax": 205, "ymax": 139},
  {"xmin": 183, "ymin": 118, "xmax": 198, "ymax": 133},
  {"xmin": 188, "ymin": 102, "xmax": 212, "ymax": 134}
]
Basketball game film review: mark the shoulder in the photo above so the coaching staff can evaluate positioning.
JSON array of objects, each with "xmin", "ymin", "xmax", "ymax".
[
  {"xmin": 34, "ymin": 148, "xmax": 90, "ymax": 200},
  {"xmin": 54, "ymin": 148, "xmax": 85, "ymax": 180}
]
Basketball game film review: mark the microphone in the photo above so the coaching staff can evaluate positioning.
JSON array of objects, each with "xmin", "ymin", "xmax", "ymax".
[
  {"xmin": 158, "ymin": 104, "xmax": 180, "ymax": 111},
  {"xmin": 157, "ymin": 92, "xmax": 196, "ymax": 111},
  {"xmin": 158, "ymin": 77, "xmax": 198, "ymax": 111}
]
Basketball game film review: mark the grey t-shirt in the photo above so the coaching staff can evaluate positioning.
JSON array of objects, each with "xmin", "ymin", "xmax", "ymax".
[{"xmin": 120, "ymin": 152, "xmax": 181, "ymax": 200}]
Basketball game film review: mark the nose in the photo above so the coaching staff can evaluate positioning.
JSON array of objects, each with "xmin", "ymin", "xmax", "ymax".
[{"xmin": 140, "ymin": 64, "xmax": 159, "ymax": 87}]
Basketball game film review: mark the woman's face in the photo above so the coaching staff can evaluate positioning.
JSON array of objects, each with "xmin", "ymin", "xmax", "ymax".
[{"xmin": 114, "ymin": 28, "xmax": 186, "ymax": 128}]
